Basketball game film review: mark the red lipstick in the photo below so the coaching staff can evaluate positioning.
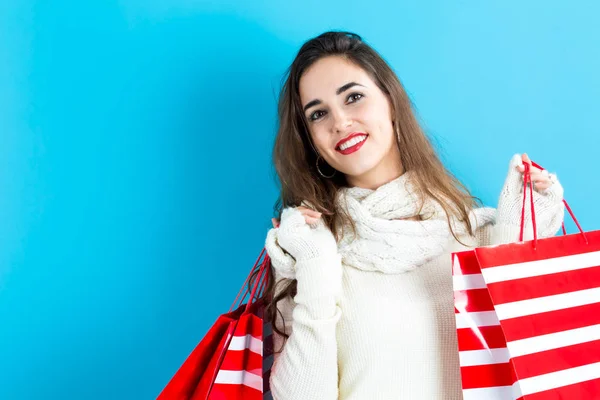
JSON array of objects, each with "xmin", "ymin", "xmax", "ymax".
[{"xmin": 335, "ymin": 133, "xmax": 368, "ymax": 155}]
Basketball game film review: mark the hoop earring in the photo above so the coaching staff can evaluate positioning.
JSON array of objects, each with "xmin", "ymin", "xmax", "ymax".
[{"xmin": 316, "ymin": 155, "xmax": 337, "ymax": 179}]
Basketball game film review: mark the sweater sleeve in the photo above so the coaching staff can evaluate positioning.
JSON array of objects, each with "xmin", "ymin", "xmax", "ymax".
[{"xmin": 266, "ymin": 232, "xmax": 343, "ymax": 400}]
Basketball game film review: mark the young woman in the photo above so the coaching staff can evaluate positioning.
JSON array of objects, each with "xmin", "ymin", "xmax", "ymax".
[{"xmin": 263, "ymin": 31, "xmax": 564, "ymax": 400}]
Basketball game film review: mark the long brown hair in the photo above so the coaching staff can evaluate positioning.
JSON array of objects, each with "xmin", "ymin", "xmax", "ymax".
[{"xmin": 260, "ymin": 31, "xmax": 480, "ymax": 342}]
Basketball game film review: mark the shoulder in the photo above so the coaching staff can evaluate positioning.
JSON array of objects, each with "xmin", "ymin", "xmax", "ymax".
[{"xmin": 468, "ymin": 207, "xmax": 497, "ymax": 247}]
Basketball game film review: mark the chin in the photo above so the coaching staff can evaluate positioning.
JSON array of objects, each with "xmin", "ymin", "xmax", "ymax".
[{"xmin": 339, "ymin": 163, "xmax": 380, "ymax": 179}]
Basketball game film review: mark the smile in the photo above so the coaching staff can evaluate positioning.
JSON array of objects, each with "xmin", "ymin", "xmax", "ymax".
[{"xmin": 336, "ymin": 134, "xmax": 368, "ymax": 155}]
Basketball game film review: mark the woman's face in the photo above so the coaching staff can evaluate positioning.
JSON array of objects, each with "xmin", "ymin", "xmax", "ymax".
[{"xmin": 299, "ymin": 56, "xmax": 403, "ymax": 189}]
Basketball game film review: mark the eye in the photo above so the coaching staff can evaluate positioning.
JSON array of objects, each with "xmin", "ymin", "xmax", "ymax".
[
  {"xmin": 347, "ymin": 92, "xmax": 364, "ymax": 103},
  {"xmin": 308, "ymin": 93, "xmax": 364, "ymax": 122},
  {"xmin": 309, "ymin": 110, "xmax": 326, "ymax": 121}
]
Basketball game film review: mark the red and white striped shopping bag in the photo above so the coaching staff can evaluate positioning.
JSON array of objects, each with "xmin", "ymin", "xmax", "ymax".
[
  {"xmin": 453, "ymin": 250, "xmax": 517, "ymax": 399},
  {"xmin": 208, "ymin": 302, "xmax": 274, "ymax": 399},
  {"xmin": 453, "ymin": 229, "xmax": 600, "ymax": 399},
  {"xmin": 453, "ymin": 159, "xmax": 600, "ymax": 399},
  {"xmin": 158, "ymin": 250, "xmax": 274, "ymax": 400}
]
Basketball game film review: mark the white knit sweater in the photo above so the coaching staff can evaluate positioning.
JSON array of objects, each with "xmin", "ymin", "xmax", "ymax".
[{"xmin": 264, "ymin": 155, "xmax": 565, "ymax": 400}]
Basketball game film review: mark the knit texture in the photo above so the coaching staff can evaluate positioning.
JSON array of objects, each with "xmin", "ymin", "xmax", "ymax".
[
  {"xmin": 335, "ymin": 170, "xmax": 496, "ymax": 273},
  {"xmin": 265, "ymin": 156, "xmax": 565, "ymax": 400}
]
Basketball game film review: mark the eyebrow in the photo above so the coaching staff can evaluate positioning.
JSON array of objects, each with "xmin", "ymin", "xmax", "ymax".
[{"xmin": 302, "ymin": 82, "xmax": 365, "ymax": 113}]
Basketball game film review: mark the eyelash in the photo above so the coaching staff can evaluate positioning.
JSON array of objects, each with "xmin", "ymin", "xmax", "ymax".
[{"xmin": 309, "ymin": 92, "xmax": 364, "ymax": 122}]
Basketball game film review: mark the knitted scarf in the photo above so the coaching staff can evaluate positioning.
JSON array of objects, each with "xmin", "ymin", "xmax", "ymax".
[{"xmin": 335, "ymin": 171, "xmax": 496, "ymax": 274}]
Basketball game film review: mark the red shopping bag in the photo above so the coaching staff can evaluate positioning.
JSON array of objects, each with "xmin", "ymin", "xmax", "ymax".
[
  {"xmin": 453, "ymin": 250, "xmax": 518, "ymax": 399},
  {"xmin": 453, "ymin": 162, "xmax": 600, "ymax": 399},
  {"xmin": 158, "ymin": 249, "xmax": 274, "ymax": 400}
]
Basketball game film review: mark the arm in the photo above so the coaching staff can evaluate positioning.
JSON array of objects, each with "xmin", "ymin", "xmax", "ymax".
[{"xmin": 265, "ymin": 209, "xmax": 342, "ymax": 400}]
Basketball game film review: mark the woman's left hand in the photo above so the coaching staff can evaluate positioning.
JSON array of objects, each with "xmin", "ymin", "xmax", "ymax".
[
  {"xmin": 492, "ymin": 153, "xmax": 565, "ymax": 244},
  {"xmin": 516, "ymin": 153, "xmax": 555, "ymax": 192}
]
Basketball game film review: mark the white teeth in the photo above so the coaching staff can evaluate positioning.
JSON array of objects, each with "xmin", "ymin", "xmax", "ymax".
[{"xmin": 338, "ymin": 135, "xmax": 367, "ymax": 151}]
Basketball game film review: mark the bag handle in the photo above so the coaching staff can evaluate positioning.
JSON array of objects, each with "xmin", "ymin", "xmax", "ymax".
[
  {"xmin": 520, "ymin": 161, "xmax": 589, "ymax": 248},
  {"xmin": 229, "ymin": 249, "xmax": 271, "ymax": 313}
]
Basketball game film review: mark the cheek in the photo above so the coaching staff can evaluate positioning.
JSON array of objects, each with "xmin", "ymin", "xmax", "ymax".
[
  {"xmin": 371, "ymin": 102, "xmax": 394, "ymax": 131},
  {"xmin": 309, "ymin": 129, "xmax": 331, "ymax": 154},
  {"xmin": 360, "ymin": 101, "xmax": 391, "ymax": 126}
]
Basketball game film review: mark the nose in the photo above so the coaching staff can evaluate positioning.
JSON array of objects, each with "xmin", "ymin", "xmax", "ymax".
[{"xmin": 330, "ymin": 108, "xmax": 353, "ymax": 133}]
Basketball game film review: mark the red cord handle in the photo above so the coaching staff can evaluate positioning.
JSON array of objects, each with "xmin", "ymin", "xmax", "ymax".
[
  {"xmin": 519, "ymin": 161, "xmax": 589, "ymax": 249},
  {"xmin": 245, "ymin": 254, "xmax": 270, "ymax": 313},
  {"xmin": 229, "ymin": 249, "xmax": 271, "ymax": 313}
]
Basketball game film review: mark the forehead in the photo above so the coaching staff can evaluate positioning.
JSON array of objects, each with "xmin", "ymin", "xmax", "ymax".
[{"xmin": 299, "ymin": 56, "xmax": 371, "ymax": 103}]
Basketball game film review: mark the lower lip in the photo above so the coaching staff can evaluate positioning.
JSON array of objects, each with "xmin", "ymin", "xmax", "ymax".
[{"xmin": 336, "ymin": 136, "xmax": 368, "ymax": 155}]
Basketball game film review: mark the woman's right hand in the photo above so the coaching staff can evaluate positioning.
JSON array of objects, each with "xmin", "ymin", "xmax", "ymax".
[
  {"xmin": 269, "ymin": 206, "xmax": 338, "ymax": 264},
  {"xmin": 271, "ymin": 206, "xmax": 322, "ymax": 228},
  {"xmin": 265, "ymin": 205, "xmax": 343, "ymax": 317}
]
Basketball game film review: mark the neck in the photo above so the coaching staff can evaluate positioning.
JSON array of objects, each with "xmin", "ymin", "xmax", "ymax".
[{"xmin": 345, "ymin": 149, "xmax": 404, "ymax": 190}]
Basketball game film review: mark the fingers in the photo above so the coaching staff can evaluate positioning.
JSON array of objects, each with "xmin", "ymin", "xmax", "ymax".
[
  {"xmin": 304, "ymin": 215, "xmax": 321, "ymax": 225},
  {"xmin": 516, "ymin": 153, "xmax": 533, "ymax": 172},
  {"xmin": 514, "ymin": 153, "xmax": 554, "ymax": 190},
  {"xmin": 516, "ymin": 153, "xmax": 532, "ymax": 173},
  {"xmin": 272, "ymin": 206, "xmax": 323, "ymax": 229},
  {"xmin": 297, "ymin": 206, "xmax": 323, "ymax": 225},
  {"xmin": 523, "ymin": 168, "xmax": 544, "ymax": 181},
  {"xmin": 522, "ymin": 169, "xmax": 552, "ymax": 188},
  {"xmin": 533, "ymin": 170, "xmax": 553, "ymax": 191},
  {"xmin": 297, "ymin": 206, "xmax": 322, "ymax": 218}
]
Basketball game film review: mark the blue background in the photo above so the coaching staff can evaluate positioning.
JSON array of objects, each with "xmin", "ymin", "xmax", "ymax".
[{"xmin": 1, "ymin": 1, "xmax": 598, "ymax": 398}]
